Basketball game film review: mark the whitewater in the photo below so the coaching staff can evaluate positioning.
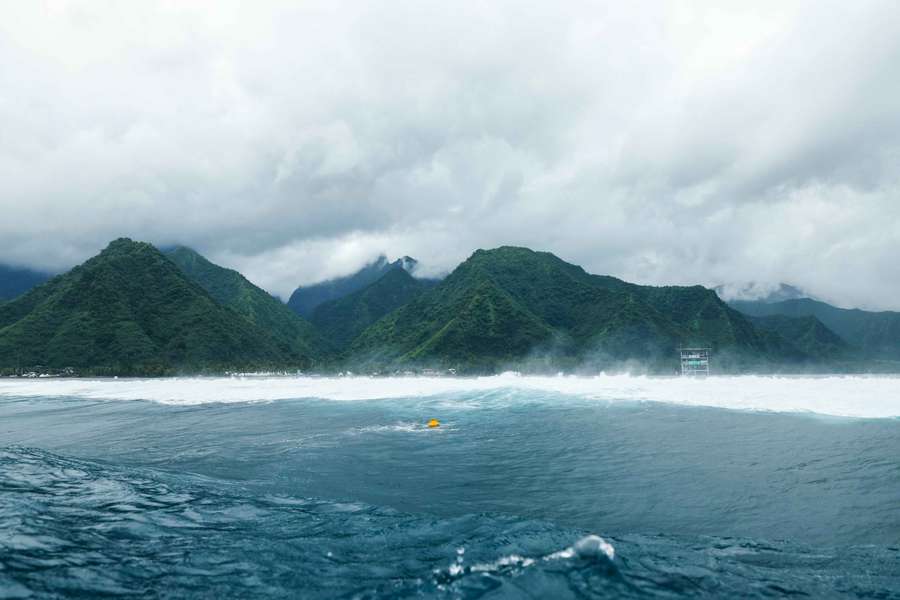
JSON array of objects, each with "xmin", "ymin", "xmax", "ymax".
[
  {"xmin": 2, "ymin": 374, "xmax": 899, "ymax": 598},
  {"xmin": 1, "ymin": 373, "xmax": 898, "ymax": 418}
]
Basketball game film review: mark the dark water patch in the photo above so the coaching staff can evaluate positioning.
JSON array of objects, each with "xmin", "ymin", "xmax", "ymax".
[
  {"xmin": 2, "ymin": 389, "xmax": 900, "ymax": 597},
  {"xmin": 2, "ymin": 447, "xmax": 899, "ymax": 599},
  {"xmin": 1, "ymin": 392, "xmax": 898, "ymax": 546}
]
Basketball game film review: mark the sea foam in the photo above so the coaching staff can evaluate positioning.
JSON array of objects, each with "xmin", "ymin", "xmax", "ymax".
[{"xmin": 0, "ymin": 373, "xmax": 898, "ymax": 418}]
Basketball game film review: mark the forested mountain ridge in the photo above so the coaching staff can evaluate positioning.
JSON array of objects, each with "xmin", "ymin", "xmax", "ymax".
[
  {"xmin": 0, "ymin": 241, "xmax": 871, "ymax": 375},
  {"xmin": 348, "ymin": 247, "xmax": 838, "ymax": 372},
  {"xmin": 747, "ymin": 314, "xmax": 850, "ymax": 360},
  {"xmin": 0, "ymin": 239, "xmax": 301, "ymax": 374},
  {"xmin": 165, "ymin": 246, "xmax": 327, "ymax": 362},
  {"xmin": 310, "ymin": 267, "xmax": 437, "ymax": 350},
  {"xmin": 287, "ymin": 255, "xmax": 419, "ymax": 317},
  {"xmin": 731, "ymin": 297, "xmax": 900, "ymax": 360}
]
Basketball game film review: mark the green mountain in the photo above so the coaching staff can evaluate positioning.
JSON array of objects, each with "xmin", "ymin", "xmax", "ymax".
[
  {"xmin": 310, "ymin": 267, "xmax": 437, "ymax": 349},
  {"xmin": 747, "ymin": 314, "xmax": 849, "ymax": 360},
  {"xmin": 165, "ymin": 246, "xmax": 326, "ymax": 361},
  {"xmin": 348, "ymin": 247, "xmax": 814, "ymax": 373},
  {"xmin": 589, "ymin": 277, "xmax": 781, "ymax": 355},
  {"xmin": 287, "ymin": 255, "xmax": 419, "ymax": 317},
  {"xmin": 0, "ymin": 242, "xmax": 872, "ymax": 375},
  {"xmin": 0, "ymin": 239, "xmax": 300, "ymax": 374},
  {"xmin": 0, "ymin": 265, "xmax": 51, "ymax": 302},
  {"xmin": 731, "ymin": 298, "xmax": 900, "ymax": 360}
]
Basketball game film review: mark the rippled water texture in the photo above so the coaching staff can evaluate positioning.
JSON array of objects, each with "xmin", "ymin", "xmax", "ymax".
[{"xmin": 1, "ymin": 375, "xmax": 899, "ymax": 598}]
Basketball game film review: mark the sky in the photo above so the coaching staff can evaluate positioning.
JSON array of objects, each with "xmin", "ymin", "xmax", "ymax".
[{"xmin": 1, "ymin": 1, "xmax": 899, "ymax": 309}]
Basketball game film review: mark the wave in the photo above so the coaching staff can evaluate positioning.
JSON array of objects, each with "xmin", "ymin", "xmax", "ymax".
[
  {"xmin": 3, "ymin": 446, "xmax": 898, "ymax": 599},
  {"xmin": 444, "ymin": 534, "xmax": 616, "ymax": 576},
  {"xmin": 349, "ymin": 420, "xmax": 458, "ymax": 434},
  {"xmin": 1, "ymin": 373, "xmax": 899, "ymax": 418}
]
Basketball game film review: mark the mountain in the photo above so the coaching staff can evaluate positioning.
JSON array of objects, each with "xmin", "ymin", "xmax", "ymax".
[
  {"xmin": 0, "ymin": 239, "xmax": 300, "ymax": 374},
  {"xmin": 731, "ymin": 298, "xmax": 900, "ymax": 360},
  {"xmin": 348, "ymin": 247, "xmax": 816, "ymax": 373},
  {"xmin": 714, "ymin": 282, "xmax": 808, "ymax": 304},
  {"xmin": 310, "ymin": 268, "xmax": 438, "ymax": 349},
  {"xmin": 0, "ymin": 241, "xmax": 871, "ymax": 376},
  {"xmin": 165, "ymin": 246, "xmax": 327, "ymax": 361},
  {"xmin": 747, "ymin": 314, "xmax": 850, "ymax": 360},
  {"xmin": 589, "ymin": 276, "xmax": 782, "ymax": 356},
  {"xmin": 287, "ymin": 255, "xmax": 419, "ymax": 317},
  {"xmin": 0, "ymin": 265, "xmax": 52, "ymax": 302}
]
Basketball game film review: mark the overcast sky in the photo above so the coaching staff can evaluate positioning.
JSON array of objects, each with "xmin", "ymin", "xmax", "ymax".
[{"xmin": 2, "ymin": 1, "xmax": 899, "ymax": 309}]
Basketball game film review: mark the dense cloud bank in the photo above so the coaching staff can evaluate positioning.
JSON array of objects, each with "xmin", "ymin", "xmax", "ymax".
[{"xmin": 2, "ymin": 1, "xmax": 899, "ymax": 308}]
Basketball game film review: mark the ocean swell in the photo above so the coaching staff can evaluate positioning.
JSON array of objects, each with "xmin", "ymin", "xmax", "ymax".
[{"xmin": 3, "ymin": 446, "xmax": 898, "ymax": 599}]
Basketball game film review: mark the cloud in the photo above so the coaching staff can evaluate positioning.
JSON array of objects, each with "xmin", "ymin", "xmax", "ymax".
[{"xmin": 1, "ymin": 0, "xmax": 899, "ymax": 308}]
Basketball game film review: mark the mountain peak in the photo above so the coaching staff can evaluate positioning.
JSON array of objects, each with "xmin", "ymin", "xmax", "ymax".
[
  {"xmin": 0, "ymin": 238, "xmax": 294, "ymax": 373},
  {"xmin": 101, "ymin": 237, "xmax": 147, "ymax": 253},
  {"xmin": 370, "ymin": 255, "xmax": 390, "ymax": 268},
  {"xmin": 472, "ymin": 246, "xmax": 538, "ymax": 257},
  {"xmin": 392, "ymin": 256, "xmax": 418, "ymax": 274},
  {"xmin": 167, "ymin": 244, "xmax": 199, "ymax": 255},
  {"xmin": 287, "ymin": 253, "xmax": 422, "ymax": 317},
  {"xmin": 714, "ymin": 282, "xmax": 808, "ymax": 303},
  {"xmin": 310, "ymin": 266, "xmax": 436, "ymax": 349}
]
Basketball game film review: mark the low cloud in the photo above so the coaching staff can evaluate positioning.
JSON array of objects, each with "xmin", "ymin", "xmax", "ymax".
[{"xmin": 2, "ymin": 1, "xmax": 899, "ymax": 308}]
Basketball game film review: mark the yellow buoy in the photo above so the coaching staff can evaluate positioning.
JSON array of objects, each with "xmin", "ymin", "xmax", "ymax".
[{"xmin": 427, "ymin": 418, "xmax": 440, "ymax": 428}]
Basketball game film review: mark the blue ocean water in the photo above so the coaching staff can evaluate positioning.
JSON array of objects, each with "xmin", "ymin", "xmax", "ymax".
[{"xmin": 1, "ymin": 377, "xmax": 899, "ymax": 598}]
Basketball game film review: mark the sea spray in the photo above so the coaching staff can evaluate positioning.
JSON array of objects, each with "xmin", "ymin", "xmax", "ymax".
[{"xmin": 2, "ymin": 373, "xmax": 899, "ymax": 418}]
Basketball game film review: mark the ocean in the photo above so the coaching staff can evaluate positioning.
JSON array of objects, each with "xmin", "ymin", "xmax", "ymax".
[{"xmin": 1, "ymin": 374, "xmax": 898, "ymax": 598}]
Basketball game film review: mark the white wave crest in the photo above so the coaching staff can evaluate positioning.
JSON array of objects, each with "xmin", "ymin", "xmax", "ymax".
[
  {"xmin": 349, "ymin": 421, "xmax": 456, "ymax": 434},
  {"xmin": 444, "ymin": 534, "xmax": 614, "ymax": 578},
  {"xmin": 0, "ymin": 373, "xmax": 898, "ymax": 418}
]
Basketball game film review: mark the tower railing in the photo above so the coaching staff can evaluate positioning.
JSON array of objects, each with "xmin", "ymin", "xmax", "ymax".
[{"xmin": 679, "ymin": 347, "xmax": 711, "ymax": 376}]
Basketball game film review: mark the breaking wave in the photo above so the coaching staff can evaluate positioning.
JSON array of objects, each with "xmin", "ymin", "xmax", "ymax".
[{"xmin": 1, "ymin": 373, "xmax": 899, "ymax": 418}]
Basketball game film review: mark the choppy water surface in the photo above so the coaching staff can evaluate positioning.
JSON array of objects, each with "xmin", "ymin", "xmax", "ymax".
[{"xmin": 1, "ymin": 375, "xmax": 898, "ymax": 598}]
